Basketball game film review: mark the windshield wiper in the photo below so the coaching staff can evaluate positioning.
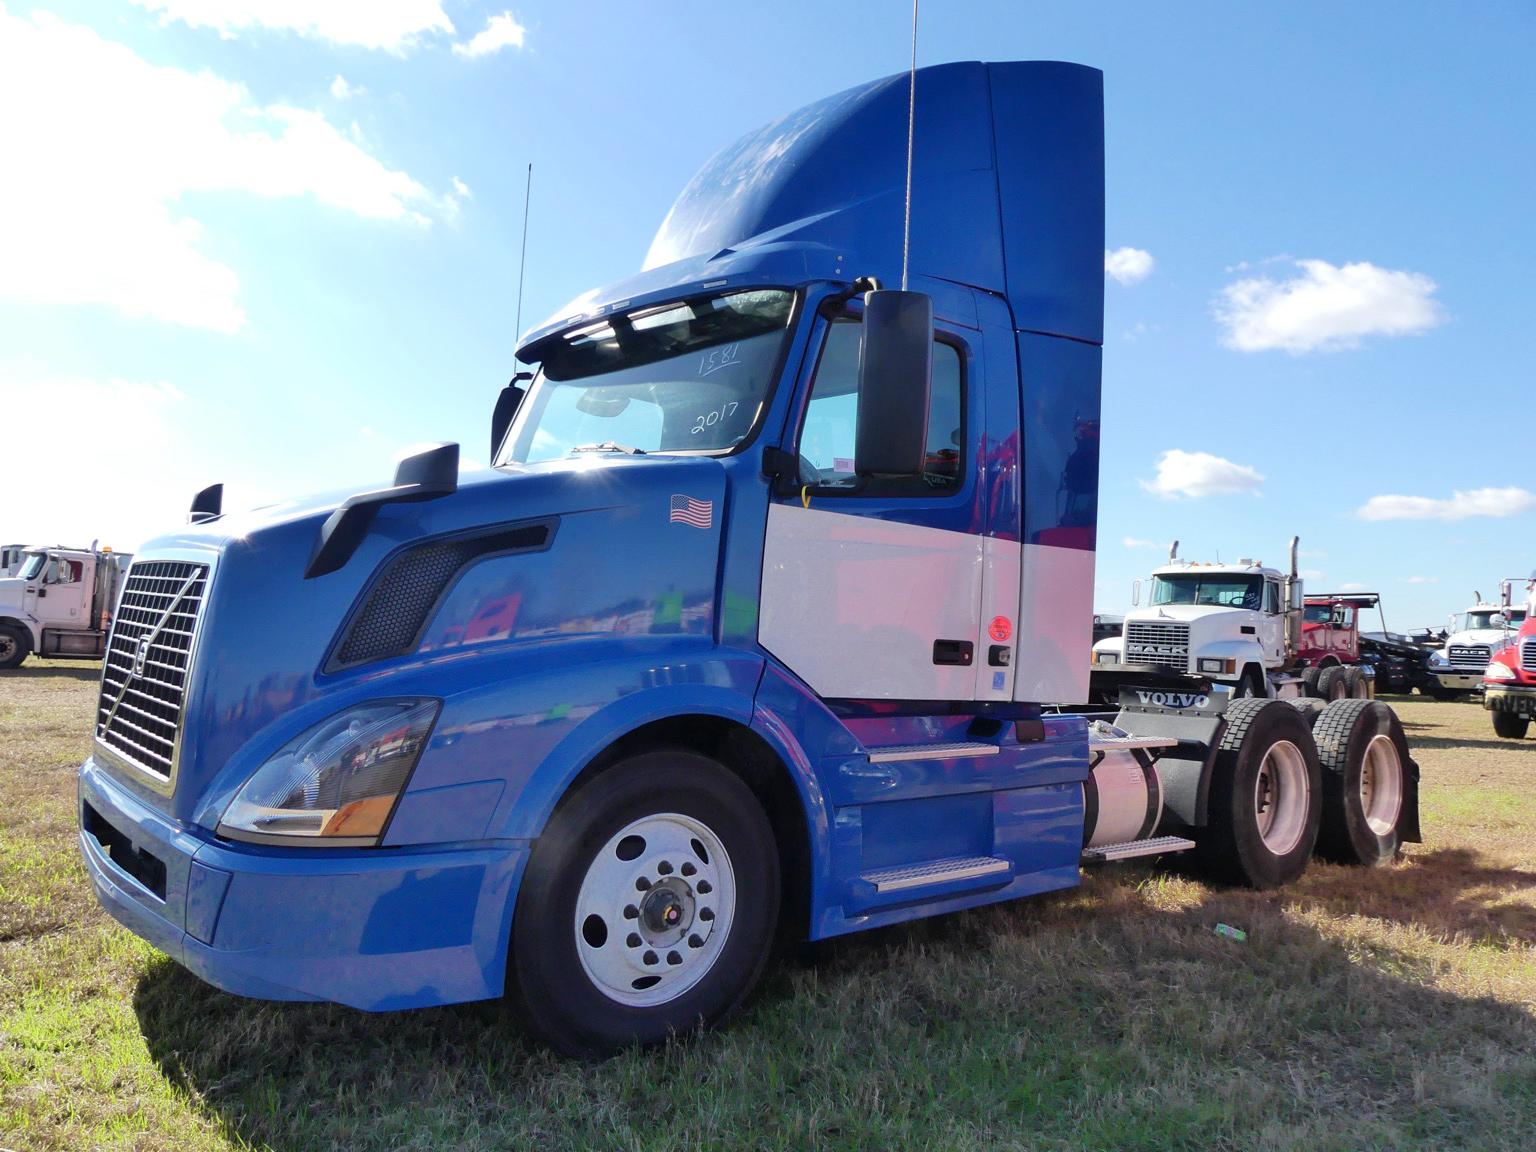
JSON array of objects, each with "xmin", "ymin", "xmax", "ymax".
[{"xmin": 571, "ymin": 441, "xmax": 647, "ymax": 455}]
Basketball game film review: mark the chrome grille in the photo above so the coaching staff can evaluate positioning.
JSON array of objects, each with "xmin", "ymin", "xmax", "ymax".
[
  {"xmin": 1522, "ymin": 639, "xmax": 1536, "ymax": 673},
  {"xmin": 95, "ymin": 560, "xmax": 209, "ymax": 781},
  {"xmin": 1123, "ymin": 622, "xmax": 1191, "ymax": 672},
  {"xmin": 1448, "ymin": 644, "xmax": 1491, "ymax": 670}
]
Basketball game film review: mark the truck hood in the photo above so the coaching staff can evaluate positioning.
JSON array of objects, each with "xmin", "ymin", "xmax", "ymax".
[
  {"xmin": 0, "ymin": 577, "xmax": 28, "ymax": 615},
  {"xmin": 1124, "ymin": 604, "xmax": 1244, "ymax": 627},
  {"xmin": 98, "ymin": 454, "xmax": 730, "ymax": 824},
  {"xmin": 1444, "ymin": 628, "xmax": 1513, "ymax": 647}
]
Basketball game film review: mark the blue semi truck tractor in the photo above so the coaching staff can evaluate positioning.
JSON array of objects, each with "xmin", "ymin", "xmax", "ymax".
[{"xmin": 78, "ymin": 61, "xmax": 1419, "ymax": 1056}]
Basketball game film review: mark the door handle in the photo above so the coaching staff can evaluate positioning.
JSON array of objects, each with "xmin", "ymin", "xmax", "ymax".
[{"xmin": 932, "ymin": 639, "xmax": 973, "ymax": 666}]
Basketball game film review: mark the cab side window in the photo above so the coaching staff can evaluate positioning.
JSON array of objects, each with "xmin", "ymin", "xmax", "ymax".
[
  {"xmin": 797, "ymin": 319, "xmax": 964, "ymax": 494},
  {"xmin": 1263, "ymin": 581, "xmax": 1280, "ymax": 614}
]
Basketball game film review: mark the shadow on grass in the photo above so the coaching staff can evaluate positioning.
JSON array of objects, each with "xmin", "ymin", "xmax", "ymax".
[
  {"xmin": 1401, "ymin": 733, "xmax": 1533, "ymax": 752},
  {"xmin": 9, "ymin": 663, "xmax": 102, "ymax": 682},
  {"xmin": 132, "ymin": 857, "xmax": 1536, "ymax": 1152}
]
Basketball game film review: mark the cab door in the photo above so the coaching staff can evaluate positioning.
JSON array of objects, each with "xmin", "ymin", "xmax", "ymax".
[
  {"xmin": 1260, "ymin": 579, "xmax": 1286, "ymax": 664},
  {"xmin": 758, "ymin": 300, "xmax": 988, "ymax": 702},
  {"xmin": 34, "ymin": 554, "xmax": 88, "ymax": 628}
]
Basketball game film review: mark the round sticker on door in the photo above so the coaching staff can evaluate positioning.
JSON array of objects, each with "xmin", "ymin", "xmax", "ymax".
[{"xmin": 988, "ymin": 616, "xmax": 1012, "ymax": 643}]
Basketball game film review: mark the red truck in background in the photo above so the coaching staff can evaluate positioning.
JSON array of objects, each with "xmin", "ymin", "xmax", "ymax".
[
  {"xmin": 1295, "ymin": 592, "xmax": 1381, "ymax": 700},
  {"xmin": 1483, "ymin": 575, "xmax": 1536, "ymax": 740}
]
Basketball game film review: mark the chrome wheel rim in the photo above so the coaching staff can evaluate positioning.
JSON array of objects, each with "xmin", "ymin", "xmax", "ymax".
[
  {"xmin": 1254, "ymin": 739, "xmax": 1308, "ymax": 855},
  {"xmin": 574, "ymin": 812, "xmax": 735, "ymax": 1008},
  {"xmin": 1360, "ymin": 733, "xmax": 1403, "ymax": 837},
  {"xmin": 0, "ymin": 635, "xmax": 15, "ymax": 661}
]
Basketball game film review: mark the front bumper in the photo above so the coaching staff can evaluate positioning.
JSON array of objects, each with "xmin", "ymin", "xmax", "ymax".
[
  {"xmin": 1483, "ymin": 684, "xmax": 1536, "ymax": 719},
  {"xmin": 1433, "ymin": 670, "xmax": 1484, "ymax": 691},
  {"xmin": 78, "ymin": 756, "xmax": 528, "ymax": 1010}
]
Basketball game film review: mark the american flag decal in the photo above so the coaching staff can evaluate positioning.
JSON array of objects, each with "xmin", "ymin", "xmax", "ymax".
[{"xmin": 669, "ymin": 494, "xmax": 713, "ymax": 529}]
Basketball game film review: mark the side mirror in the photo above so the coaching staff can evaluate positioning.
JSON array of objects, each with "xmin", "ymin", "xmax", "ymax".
[
  {"xmin": 491, "ymin": 374, "xmax": 531, "ymax": 461},
  {"xmin": 1491, "ymin": 613, "xmax": 1507, "ymax": 628},
  {"xmin": 855, "ymin": 290, "xmax": 931, "ymax": 477},
  {"xmin": 1131, "ymin": 579, "xmax": 1141, "ymax": 607}
]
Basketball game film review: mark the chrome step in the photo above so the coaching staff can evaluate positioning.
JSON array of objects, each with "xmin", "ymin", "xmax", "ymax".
[
  {"xmin": 866, "ymin": 741, "xmax": 1000, "ymax": 763},
  {"xmin": 861, "ymin": 855, "xmax": 1011, "ymax": 893},
  {"xmin": 1082, "ymin": 835, "xmax": 1197, "ymax": 863}
]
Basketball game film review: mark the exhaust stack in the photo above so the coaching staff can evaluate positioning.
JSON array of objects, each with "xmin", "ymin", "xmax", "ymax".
[{"xmin": 1168, "ymin": 540, "xmax": 1179, "ymax": 563}]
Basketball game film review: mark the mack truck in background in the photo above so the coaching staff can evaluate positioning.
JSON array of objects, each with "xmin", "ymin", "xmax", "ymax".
[
  {"xmin": 74, "ymin": 62, "xmax": 1420, "ymax": 1057},
  {"xmin": 1426, "ymin": 589, "xmax": 1529, "ymax": 698},
  {"xmin": 0, "ymin": 544, "xmax": 131, "ymax": 670},
  {"xmin": 1090, "ymin": 541, "xmax": 1374, "ymax": 702},
  {"xmin": 1482, "ymin": 574, "xmax": 1536, "ymax": 739}
]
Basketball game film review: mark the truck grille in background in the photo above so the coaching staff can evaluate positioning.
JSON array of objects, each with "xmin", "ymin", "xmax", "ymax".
[
  {"xmin": 1122, "ymin": 622, "xmax": 1191, "ymax": 672},
  {"xmin": 1522, "ymin": 640, "xmax": 1536, "ymax": 673},
  {"xmin": 96, "ymin": 561, "xmax": 209, "ymax": 781},
  {"xmin": 1448, "ymin": 644, "xmax": 1491, "ymax": 670}
]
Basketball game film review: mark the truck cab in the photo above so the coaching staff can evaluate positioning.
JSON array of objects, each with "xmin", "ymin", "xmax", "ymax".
[
  {"xmin": 1482, "ymin": 575, "xmax": 1536, "ymax": 737},
  {"xmin": 1428, "ymin": 593, "xmax": 1527, "ymax": 697},
  {"xmin": 0, "ymin": 544, "xmax": 130, "ymax": 669},
  {"xmin": 1092, "ymin": 546, "xmax": 1302, "ymax": 699},
  {"xmin": 74, "ymin": 61, "xmax": 1419, "ymax": 1057}
]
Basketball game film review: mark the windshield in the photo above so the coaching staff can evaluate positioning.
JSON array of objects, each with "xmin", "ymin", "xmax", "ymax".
[
  {"xmin": 17, "ymin": 553, "xmax": 45, "ymax": 581},
  {"xmin": 502, "ymin": 289, "xmax": 794, "ymax": 464},
  {"xmin": 1149, "ymin": 574, "xmax": 1263, "ymax": 609},
  {"xmin": 1465, "ymin": 609, "xmax": 1522, "ymax": 630},
  {"xmin": 1303, "ymin": 604, "xmax": 1333, "ymax": 624}
]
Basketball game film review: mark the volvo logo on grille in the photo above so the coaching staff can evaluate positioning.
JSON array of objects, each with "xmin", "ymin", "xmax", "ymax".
[{"xmin": 132, "ymin": 635, "xmax": 151, "ymax": 679}]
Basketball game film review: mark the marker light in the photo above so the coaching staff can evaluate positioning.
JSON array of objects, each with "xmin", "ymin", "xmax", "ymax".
[{"xmin": 219, "ymin": 700, "xmax": 439, "ymax": 845}]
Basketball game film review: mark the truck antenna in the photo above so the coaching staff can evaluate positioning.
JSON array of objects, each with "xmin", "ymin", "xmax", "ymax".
[
  {"xmin": 514, "ymin": 162, "xmax": 533, "ymax": 341},
  {"xmin": 901, "ymin": 0, "xmax": 919, "ymax": 291}
]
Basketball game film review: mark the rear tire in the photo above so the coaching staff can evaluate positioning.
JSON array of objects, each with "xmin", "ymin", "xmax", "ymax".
[
  {"xmin": 1492, "ymin": 711, "xmax": 1530, "ymax": 740},
  {"xmin": 1302, "ymin": 667, "xmax": 1324, "ymax": 698},
  {"xmin": 1313, "ymin": 700, "xmax": 1407, "ymax": 866},
  {"xmin": 1344, "ymin": 667, "xmax": 1370, "ymax": 699},
  {"xmin": 1317, "ymin": 665, "xmax": 1350, "ymax": 702},
  {"xmin": 0, "ymin": 624, "xmax": 30, "ymax": 670},
  {"xmin": 1197, "ymin": 699, "xmax": 1322, "ymax": 889},
  {"xmin": 507, "ymin": 749, "xmax": 779, "ymax": 1058}
]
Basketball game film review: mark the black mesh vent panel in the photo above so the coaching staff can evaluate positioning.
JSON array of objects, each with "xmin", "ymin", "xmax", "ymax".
[{"xmin": 331, "ymin": 523, "xmax": 552, "ymax": 669}]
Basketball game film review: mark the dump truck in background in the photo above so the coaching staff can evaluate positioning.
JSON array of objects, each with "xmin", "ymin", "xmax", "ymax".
[
  {"xmin": 75, "ymin": 61, "xmax": 1421, "ymax": 1057},
  {"xmin": 0, "ymin": 544, "xmax": 131, "ymax": 669}
]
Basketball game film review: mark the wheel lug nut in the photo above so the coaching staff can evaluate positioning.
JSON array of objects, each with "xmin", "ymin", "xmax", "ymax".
[
  {"xmin": 688, "ymin": 934, "xmax": 704, "ymax": 948},
  {"xmin": 623, "ymin": 904, "xmax": 638, "ymax": 919},
  {"xmin": 635, "ymin": 877, "xmax": 651, "ymax": 891},
  {"xmin": 627, "ymin": 933, "xmax": 642, "ymax": 948},
  {"xmin": 657, "ymin": 860, "xmax": 673, "ymax": 875},
  {"xmin": 666, "ymin": 951, "xmax": 682, "ymax": 966},
  {"xmin": 696, "ymin": 880, "xmax": 712, "ymax": 894},
  {"xmin": 643, "ymin": 950, "xmax": 658, "ymax": 966},
  {"xmin": 681, "ymin": 862, "xmax": 696, "ymax": 877},
  {"xmin": 699, "ymin": 907, "xmax": 714, "ymax": 922}
]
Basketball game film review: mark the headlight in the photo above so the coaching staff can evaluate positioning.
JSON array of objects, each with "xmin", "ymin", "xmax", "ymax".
[
  {"xmin": 219, "ymin": 699, "xmax": 440, "ymax": 845},
  {"xmin": 1428, "ymin": 652, "xmax": 1448, "ymax": 668},
  {"xmin": 1095, "ymin": 652, "xmax": 1119, "ymax": 665},
  {"xmin": 1484, "ymin": 662, "xmax": 1517, "ymax": 682}
]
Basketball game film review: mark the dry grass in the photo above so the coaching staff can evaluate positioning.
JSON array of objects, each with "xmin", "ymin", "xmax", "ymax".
[{"xmin": 1, "ymin": 666, "xmax": 1533, "ymax": 1150}]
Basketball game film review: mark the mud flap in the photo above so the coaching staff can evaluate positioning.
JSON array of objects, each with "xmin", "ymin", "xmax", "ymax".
[{"xmin": 1398, "ymin": 756, "xmax": 1423, "ymax": 844}]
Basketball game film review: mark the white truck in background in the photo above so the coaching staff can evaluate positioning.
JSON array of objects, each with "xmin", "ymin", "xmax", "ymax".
[
  {"xmin": 1426, "ymin": 588, "xmax": 1529, "ymax": 698},
  {"xmin": 1, "ymin": 545, "xmax": 28, "ymax": 577},
  {"xmin": 1090, "ymin": 538, "xmax": 1369, "ymax": 702},
  {"xmin": 0, "ymin": 544, "xmax": 132, "ymax": 670}
]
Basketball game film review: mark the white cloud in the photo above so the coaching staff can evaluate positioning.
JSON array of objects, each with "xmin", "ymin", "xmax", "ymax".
[
  {"xmin": 132, "ymin": 0, "xmax": 454, "ymax": 53},
  {"xmin": 1356, "ymin": 487, "xmax": 1536, "ymax": 521},
  {"xmin": 0, "ymin": 9, "xmax": 451, "ymax": 333},
  {"xmin": 330, "ymin": 74, "xmax": 363, "ymax": 100},
  {"xmin": 1299, "ymin": 569, "xmax": 1326, "ymax": 581},
  {"xmin": 1216, "ymin": 258, "xmax": 1442, "ymax": 354},
  {"xmin": 1340, "ymin": 582, "xmax": 1369, "ymax": 592},
  {"xmin": 1123, "ymin": 536, "xmax": 1162, "ymax": 550},
  {"xmin": 1140, "ymin": 450, "xmax": 1264, "ymax": 499},
  {"xmin": 1402, "ymin": 576, "xmax": 1440, "ymax": 585},
  {"xmin": 453, "ymin": 12, "xmax": 527, "ymax": 58},
  {"xmin": 1105, "ymin": 247, "xmax": 1154, "ymax": 286},
  {"xmin": 452, "ymin": 176, "xmax": 473, "ymax": 199}
]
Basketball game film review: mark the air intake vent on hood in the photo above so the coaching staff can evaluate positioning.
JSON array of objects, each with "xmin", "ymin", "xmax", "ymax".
[{"xmin": 328, "ymin": 521, "xmax": 555, "ymax": 670}]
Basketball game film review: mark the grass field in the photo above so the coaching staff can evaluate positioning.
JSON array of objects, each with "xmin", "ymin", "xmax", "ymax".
[{"xmin": 2, "ymin": 661, "xmax": 1533, "ymax": 1151}]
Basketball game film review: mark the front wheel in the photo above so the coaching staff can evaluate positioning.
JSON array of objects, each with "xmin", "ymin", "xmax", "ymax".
[
  {"xmin": 1492, "ymin": 711, "xmax": 1530, "ymax": 740},
  {"xmin": 1197, "ymin": 699, "xmax": 1322, "ymax": 889},
  {"xmin": 507, "ymin": 749, "xmax": 779, "ymax": 1058},
  {"xmin": 0, "ymin": 625, "xmax": 30, "ymax": 670}
]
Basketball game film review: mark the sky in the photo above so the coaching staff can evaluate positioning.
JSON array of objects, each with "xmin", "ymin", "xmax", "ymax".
[{"xmin": 0, "ymin": 1, "xmax": 1531, "ymax": 632}]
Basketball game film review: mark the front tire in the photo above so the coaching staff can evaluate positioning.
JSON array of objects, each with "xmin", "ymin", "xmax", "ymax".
[
  {"xmin": 1313, "ymin": 700, "xmax": 1407, "ymax": 865},
  {"xmin": 0, "ymin": 625, "xmax": 30, "ymax": 670},
  {"xmin": 1492, "ymin": 711, "xmax": 1530, "ymax": 740},
  {"xmin": 1197, "ymin": 699, "xmax": 1322, "ymax": 889},
  {"xmin": 508, "ymin": 749, "xmax": 779, "ymax": 1058}
]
